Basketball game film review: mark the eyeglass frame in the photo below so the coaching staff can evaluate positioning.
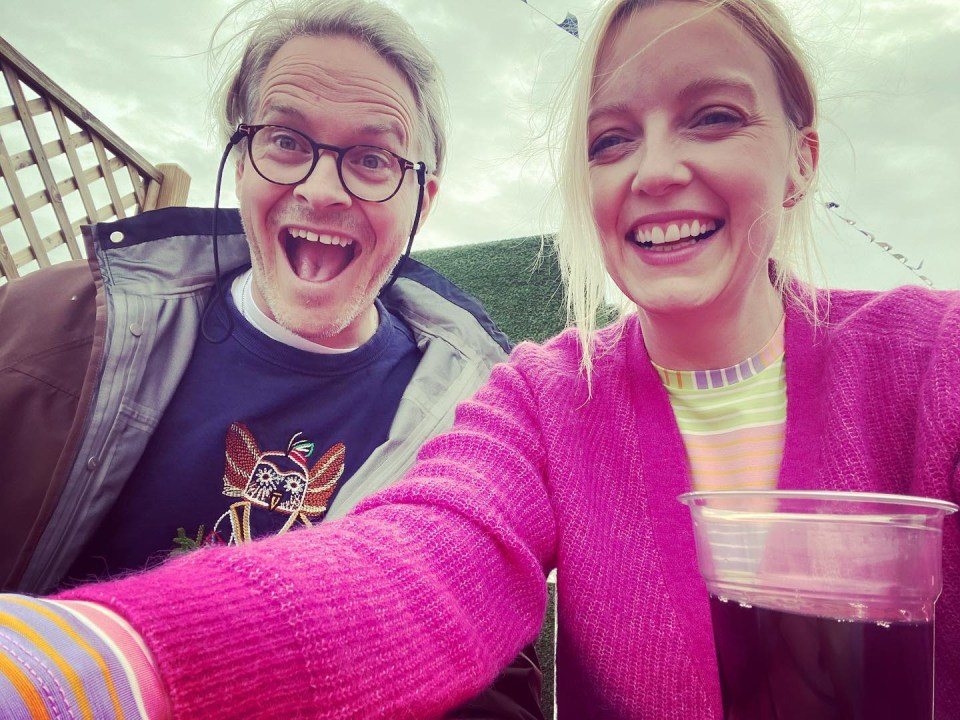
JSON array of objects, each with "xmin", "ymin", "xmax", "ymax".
[{"xmin": 236, "ymin": 123, "xmax": 427, "ymax": 202}]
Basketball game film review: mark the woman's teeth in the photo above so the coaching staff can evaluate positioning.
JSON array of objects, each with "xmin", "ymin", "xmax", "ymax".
[
  {"xmin": 631, "ymin": 219, "xmax": 721, "ymax": 248},
  {"xmin": 646, "ymin": 236, "xmax": 700, "ymax": 252}
]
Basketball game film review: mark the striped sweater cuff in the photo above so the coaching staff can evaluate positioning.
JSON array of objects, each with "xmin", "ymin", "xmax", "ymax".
[{"xmin": 0, "ymin": 595, "xmax": 170, "ymax": 719}]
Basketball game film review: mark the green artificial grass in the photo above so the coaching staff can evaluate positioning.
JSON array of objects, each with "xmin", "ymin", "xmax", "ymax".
[{"xmin": 414, "ymin": 235, "xmax": 568, "ymax": 345}]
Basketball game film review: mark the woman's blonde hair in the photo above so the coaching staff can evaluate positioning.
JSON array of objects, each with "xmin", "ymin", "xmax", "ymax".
[{"xmin": 549, "ymin": 0, "xmax": 820, "ymax": 379}]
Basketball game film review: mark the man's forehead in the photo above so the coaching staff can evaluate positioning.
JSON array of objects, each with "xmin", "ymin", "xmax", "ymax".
[{"xmin": 257, "ymin": 35, "xmax": 418, "ymax": 148}]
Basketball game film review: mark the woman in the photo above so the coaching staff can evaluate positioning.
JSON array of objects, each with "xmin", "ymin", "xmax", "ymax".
[{"xmin": 4, "ymin": 0, "xmax": 959, "ymax": 717}]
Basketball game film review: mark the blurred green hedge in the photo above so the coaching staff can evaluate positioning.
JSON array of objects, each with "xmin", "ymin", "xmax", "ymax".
[
  {"xmin": 415, "ymin": 237, "xmax": 564, "ymax": 715},
  {"xmin": 414, "ymin": 235, "xmax": 568, "ymax": 345}
]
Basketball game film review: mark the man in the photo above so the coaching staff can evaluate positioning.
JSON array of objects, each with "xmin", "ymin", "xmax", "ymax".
[{"xmin": 0, "ymin": 1, "xmax": 541, "ymax": 716}]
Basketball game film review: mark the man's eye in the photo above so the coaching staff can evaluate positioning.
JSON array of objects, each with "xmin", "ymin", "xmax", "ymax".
[
  {"xmin": 260, "ymin": 128, "xmax": 309, "ymax": 153},
  {"xmin": 348, "ymin": 147, "xmax": 394, "ymax": 173},
  {"xmin": 360, "ymin": 153, "xmax": 388, "ymax": 169},
  {"xmin": 273, "ymin": 134, "xmax": 305, "ymax": 151}
]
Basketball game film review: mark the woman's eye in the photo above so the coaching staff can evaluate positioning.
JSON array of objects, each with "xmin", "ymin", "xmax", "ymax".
[
  {"xmin": 695, "ymin": 110, "xmax": 742, "ymax": 128},
  {"xmin": 588, "ymin": 134, "xmax": 627, "ymax": 160}
]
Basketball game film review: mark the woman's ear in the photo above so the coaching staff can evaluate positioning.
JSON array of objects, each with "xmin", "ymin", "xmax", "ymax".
[{"xmin": 784, "ymin": 127, "xmax": 819, "ymax": 208}]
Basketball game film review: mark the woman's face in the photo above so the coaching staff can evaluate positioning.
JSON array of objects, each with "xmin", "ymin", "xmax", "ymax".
[{"xmin": 588, "ymin": 0, "xmax": 815, "ymax": 321}]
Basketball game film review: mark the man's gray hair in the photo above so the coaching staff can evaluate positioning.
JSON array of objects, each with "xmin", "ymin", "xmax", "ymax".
[{"xmin": 211, "ymin": 0, "xmax": 447, "ymax": 174}]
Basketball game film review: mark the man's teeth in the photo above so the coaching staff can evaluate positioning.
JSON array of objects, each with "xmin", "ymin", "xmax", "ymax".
[
  {"xmin": 288, "ymin": 227, "xmax": 354, "ymax": 247},
  {"xmin": 632, "ymin": 219, "xmax": 717, "ymax": 246}
]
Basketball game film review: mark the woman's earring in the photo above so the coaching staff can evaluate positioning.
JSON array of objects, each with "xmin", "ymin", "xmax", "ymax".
[{"xmin": 783, "ymin": 192, "xmax": 805, "ymax": 209}]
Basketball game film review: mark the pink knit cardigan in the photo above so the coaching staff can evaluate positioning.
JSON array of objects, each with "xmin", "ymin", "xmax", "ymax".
[{"xmin": 64, "ymin": 286, "xmax": 960, "ymax": 719}]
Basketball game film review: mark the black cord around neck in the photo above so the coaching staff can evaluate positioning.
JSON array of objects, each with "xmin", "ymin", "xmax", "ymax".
[
  {"xmin": 381, "ymin": 163, "xmax": 427, "ymax": 296},
  {"xmin": 200, "ymin": 130, "xmax": 244, "ymax": 343}
]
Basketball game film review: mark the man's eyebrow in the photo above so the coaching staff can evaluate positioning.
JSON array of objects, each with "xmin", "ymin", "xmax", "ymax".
[
  {"xmin": 260, "ymin": 104, "xmax": 407, "ymax": 145},
  {"xmin": 357, "ymin": 121, "xmax": 406, "ymax": 146},
  {"xmin": 262, "ymin": 103, "xmax": 306, "ymax": 121}
]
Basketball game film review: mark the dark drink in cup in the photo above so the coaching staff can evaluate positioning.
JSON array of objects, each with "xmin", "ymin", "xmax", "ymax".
[
  {"xmin": 679, "ymin": 491, "xmax": 957, "ymax": 720},
  {"xmin": 710, "ymin": 594, "xmax": 933, "ymax": 720}
]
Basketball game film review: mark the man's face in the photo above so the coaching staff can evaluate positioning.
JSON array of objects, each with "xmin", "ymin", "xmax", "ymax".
[{"xmin": 236, "ymin": 34, "xmax": 438, "ymax": 348}]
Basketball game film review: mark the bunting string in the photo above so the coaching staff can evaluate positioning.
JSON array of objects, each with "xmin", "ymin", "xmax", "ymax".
[
  {"xmin": 516, "ymin": 0, "xmax": 581, "ymax": 38},
  {"xmin": 825, "ymin": 202, "xmax": 934, "ymax": 288}
]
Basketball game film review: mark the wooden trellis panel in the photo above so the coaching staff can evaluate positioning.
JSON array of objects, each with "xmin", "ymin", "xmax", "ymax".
[{"xmin": 0, "ymin": 35, "xmax": 191, "ymax": 283}]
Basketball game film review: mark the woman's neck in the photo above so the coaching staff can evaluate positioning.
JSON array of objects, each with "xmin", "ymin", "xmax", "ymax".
[{"xmin": 639, "ymin": 280, "xmax": 784, "ymax": 371}]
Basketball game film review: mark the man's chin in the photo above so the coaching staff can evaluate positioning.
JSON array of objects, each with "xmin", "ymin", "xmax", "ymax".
[
  {"xmin": 273, "ymin": 295, "xmax": 375, "ymax": 348},
  {"xmin": 277, "ymin": 307, "xmax": 346, "ymax": 339}
]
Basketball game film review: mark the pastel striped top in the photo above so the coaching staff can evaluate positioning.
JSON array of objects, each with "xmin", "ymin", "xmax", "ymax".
[
  {"xmin": 0, "ymin": 596, "xmax": 169, "ymax": 718},
  {"xmin": 653, "ymin": 318, "xmax": 786, "ymax": 491}
]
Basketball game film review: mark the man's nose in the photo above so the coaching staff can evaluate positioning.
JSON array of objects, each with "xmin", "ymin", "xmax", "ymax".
[
  {"xmin": 292, "ymin": 152, "xmax": 353, "ymax": 207},
  {"xmin": 629, "ymin": 137, "xmax": 693, "ymax": 197}
]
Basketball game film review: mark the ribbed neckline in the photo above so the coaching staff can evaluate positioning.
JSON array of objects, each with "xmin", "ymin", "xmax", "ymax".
[{"xmin": 653, "ymin": 315, "xmax": 785, "ymax": 390}]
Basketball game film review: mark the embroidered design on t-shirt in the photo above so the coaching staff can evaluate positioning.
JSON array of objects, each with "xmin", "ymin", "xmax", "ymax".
[{"xmin": 213, "ymin": 422, "xmax": 345, "ymax": 544}]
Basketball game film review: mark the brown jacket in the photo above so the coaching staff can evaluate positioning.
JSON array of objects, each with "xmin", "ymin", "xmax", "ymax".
[{"xmin": 0, "ymin": 259, "xmax": 102, "ymax": 589}]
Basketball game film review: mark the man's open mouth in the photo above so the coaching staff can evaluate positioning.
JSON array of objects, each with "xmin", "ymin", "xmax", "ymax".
[
  {"xmin": 629, "ymin": 218, "xmax": 725, "ymax": 252},
  {"xmin": 283, "ymin": 227, "xmax": 357, "ymax": 282}
]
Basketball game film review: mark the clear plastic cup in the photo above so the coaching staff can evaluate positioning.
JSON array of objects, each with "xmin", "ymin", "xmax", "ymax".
[{"xmin": 678, "ymin": 490, "xmax": 957, "ymax": 720}]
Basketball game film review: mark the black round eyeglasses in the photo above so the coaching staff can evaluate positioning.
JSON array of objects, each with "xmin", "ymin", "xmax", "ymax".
[{"xmin": 237, "ymin": 123, "xmax": 425, "ymax": 202}]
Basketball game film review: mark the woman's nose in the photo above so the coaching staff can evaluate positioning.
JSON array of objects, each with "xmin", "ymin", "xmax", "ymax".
[{"xmin": 629, "ymin": 138, "xmax": 693, "ymax": 197}]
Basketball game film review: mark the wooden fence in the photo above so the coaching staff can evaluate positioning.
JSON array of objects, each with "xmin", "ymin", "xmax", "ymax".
[{"xmin": 0, "ymin": 35, "xmax": 190, "ymax": 283}]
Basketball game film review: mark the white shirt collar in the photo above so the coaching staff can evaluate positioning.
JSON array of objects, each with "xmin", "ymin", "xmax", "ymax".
[{"xmin": 230, "ymin": 269, "xmax": 361, "ymax": 354}]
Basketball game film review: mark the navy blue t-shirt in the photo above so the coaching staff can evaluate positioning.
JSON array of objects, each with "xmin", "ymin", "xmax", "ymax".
[{"xmin": 67, "ymin": 285, "xmax": 420, "ymax": 584}]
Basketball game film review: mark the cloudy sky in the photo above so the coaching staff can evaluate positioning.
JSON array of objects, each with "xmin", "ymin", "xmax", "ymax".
[{"xmin": 3, "ymin": 0, "xmax": 958, "ymax": 290}]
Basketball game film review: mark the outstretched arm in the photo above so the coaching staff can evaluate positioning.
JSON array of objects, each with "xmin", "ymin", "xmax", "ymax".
[{"xmin": 56, "ymin": 359, "xmax": 558, "ymax": 718}]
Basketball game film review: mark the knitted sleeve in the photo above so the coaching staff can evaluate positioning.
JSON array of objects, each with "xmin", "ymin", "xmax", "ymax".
[
  {"xmin": 912, "ymin": 290, "xmax": 960, "ymax": 501},
  {"xmin": 58, "ymin": 354, "xmax": 558, "ymax": 719},
  {"xmin": 0, "ymin": 595, "xmax": 170, "ymax": 718}
]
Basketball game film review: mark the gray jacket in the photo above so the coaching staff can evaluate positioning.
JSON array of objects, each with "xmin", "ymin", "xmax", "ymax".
[{"xmin": 12, "ymin": 207, "xmax": 510, "ymax": 594}]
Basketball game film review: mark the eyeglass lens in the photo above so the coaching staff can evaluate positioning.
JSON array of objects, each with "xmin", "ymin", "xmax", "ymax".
[{"xmin": 249, "ymin": 125, "xmax": 404, "ymax": 201}]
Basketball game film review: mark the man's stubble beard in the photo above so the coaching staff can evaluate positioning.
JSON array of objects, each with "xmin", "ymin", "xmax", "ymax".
[{"xmin": 249, "ymin": 242, "xmax": 401, "ymax": 344}]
